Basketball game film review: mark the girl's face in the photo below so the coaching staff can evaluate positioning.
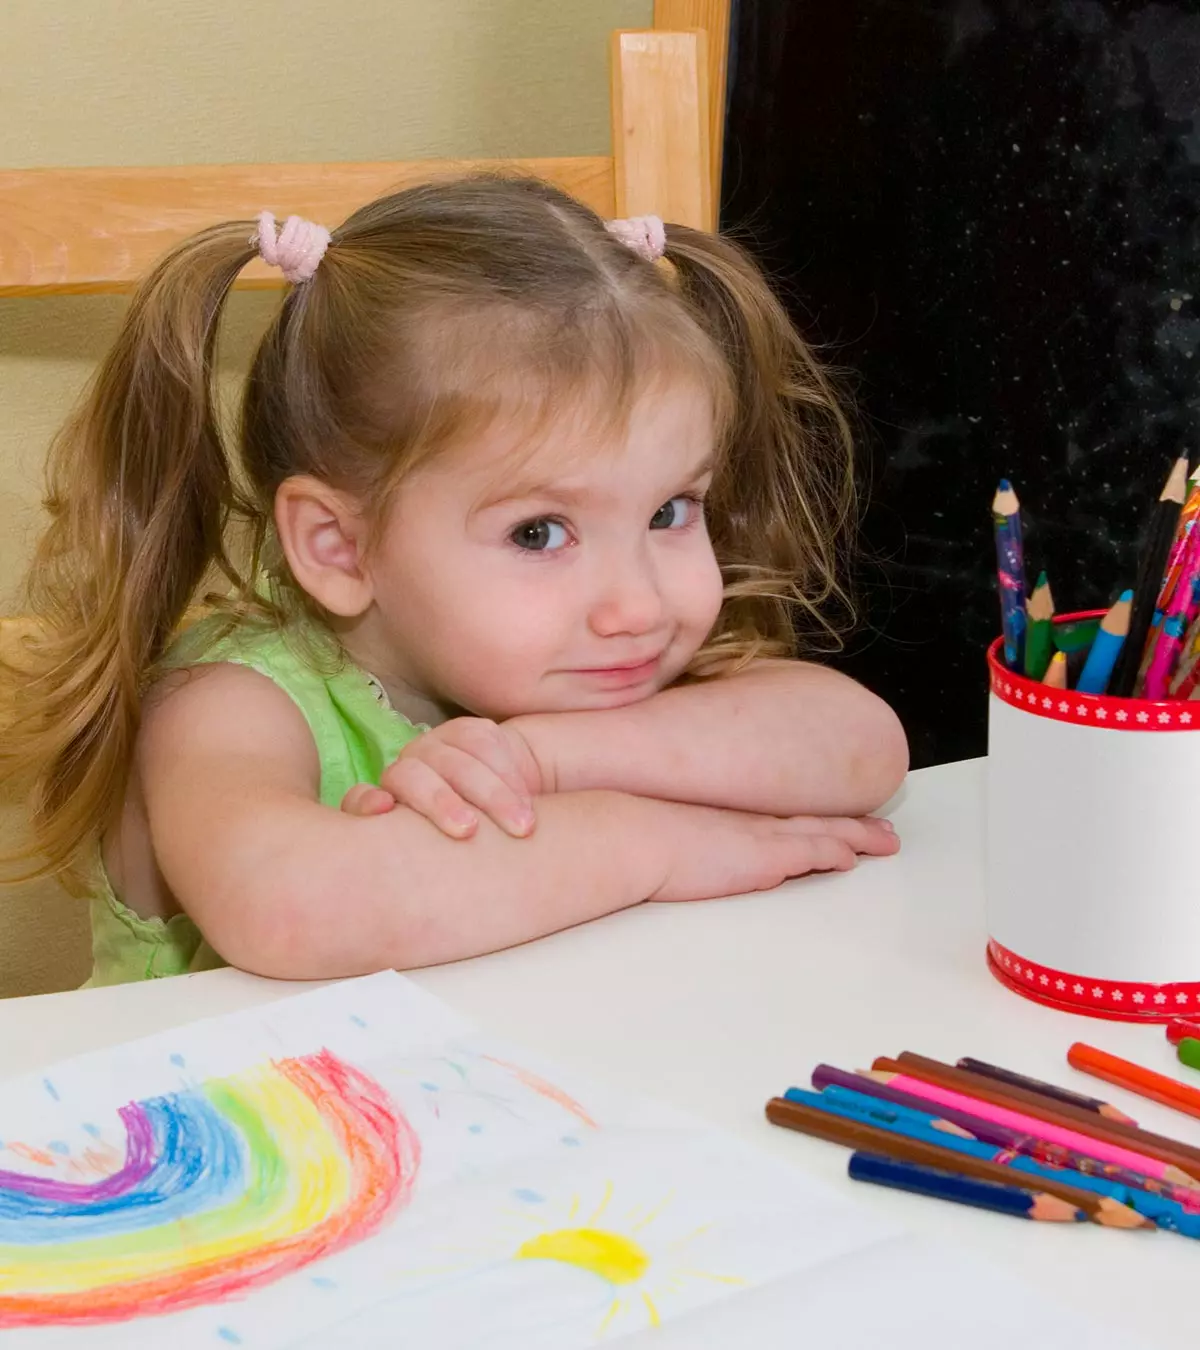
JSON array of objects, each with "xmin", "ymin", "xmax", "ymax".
[{"xmin": 356, "ymin": 382, "xmax": 724, "ymax": 719}]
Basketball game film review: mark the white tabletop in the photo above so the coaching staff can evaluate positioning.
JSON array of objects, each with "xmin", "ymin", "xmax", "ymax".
[{"xmin": 2, "ymin": 758, "xmax": 1190, "ymax": 1347}]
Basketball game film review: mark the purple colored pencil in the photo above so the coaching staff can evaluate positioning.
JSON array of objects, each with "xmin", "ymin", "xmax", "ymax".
[{"xmin": 809, "ymin": 1063, "xmax": 1200, "ymax": 1211}]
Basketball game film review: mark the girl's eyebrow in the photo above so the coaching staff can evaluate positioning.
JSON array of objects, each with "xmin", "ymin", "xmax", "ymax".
[{"xmin": 474, "ymin": 452, "xmax": 716, "ymax": 514}]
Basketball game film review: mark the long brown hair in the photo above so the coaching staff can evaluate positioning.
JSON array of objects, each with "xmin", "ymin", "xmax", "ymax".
[{"xmin": 1, "ymin": 175, "xmax": 855, "ymax": 884}]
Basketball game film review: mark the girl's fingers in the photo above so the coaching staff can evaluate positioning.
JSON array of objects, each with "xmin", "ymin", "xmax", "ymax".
[
  {"xmin": 791, "ymin": 835, "xmax": 859, "ymax": 875},
  {"xmin": 399, "ymin": 741, "xmax": 535, "ymax": 837},
  {"xmin": 786, "ymin": 815, "xmax": 899, "ymax": 856},
  {"xmin": 380, "ymin": 757, "xmax": 479, "ymax": 839},
  {"xmin": 340, "ymin": 783, "xmax": 397, "ymax": 817},
  {"xmin": 437, "ymin": 721, "xmax": 533, "ymax": 803}
]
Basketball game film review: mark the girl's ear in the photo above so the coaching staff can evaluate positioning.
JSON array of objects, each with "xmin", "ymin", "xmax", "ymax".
[{"xmin": 275, "ymin": 476, "xmax": 375, "ymax": 617}]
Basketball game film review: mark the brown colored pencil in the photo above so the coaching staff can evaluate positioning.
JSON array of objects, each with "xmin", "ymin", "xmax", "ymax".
[
  {"xmin": 765, "ymin": 1097, "xmax": 1150, "ymax": 1229},
  {"xmin": 884, "ymin": 1053, "xmax": 1200, "ymax": 1183},
  {"xmin": 955, "ymin": 1056, "xmax": 1138, "ymax": 1125}
]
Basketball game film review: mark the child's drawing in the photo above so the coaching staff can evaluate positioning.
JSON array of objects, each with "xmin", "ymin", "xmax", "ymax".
[
  {"xmin": 0, "ymin": 974, "xmax": 897, "ymax": 1349},
  {"xmin": 0, "ymin": 1051, "xmax": 416, "ymax": 1327}
]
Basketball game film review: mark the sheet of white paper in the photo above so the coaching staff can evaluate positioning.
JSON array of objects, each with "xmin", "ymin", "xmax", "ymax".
[{"xmin": 0, "ymin": 971, "xmax": 1149, "ymax": 1349}]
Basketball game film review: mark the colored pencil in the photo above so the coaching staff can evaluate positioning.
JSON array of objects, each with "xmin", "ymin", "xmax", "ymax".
[
  {"xmin": 798, "ymin": 1082, "xmax": 1200, "ymax": 1219},
  {"xmin": 847, "ymin": 1152, "xmax": 1087, "ymax": 1223},
  {"xmin": 867, "ymin": 1068, "xmax": 1200, "ymax": 1191},
  {"xmin": 1052, "ymin": 618, "xmax": 1100, "ymax": 653},
  {"xmin": 1134, "ymin": 479, "xmax": 1200, "ymax": 686},
  {"xmin": 792, "ymin": 1085, "xmax": 975, "ymax": 1138},
  {"xmin": 1075, "ymin": 591, "xmax": 1134, "ymax": 695},
  {"xmin": 1068, "ymin": 1042, "xmax": 1200, "ymax": 1123},
  {"xmin": 1023, "ymin": 572, "xmax": 1055, "ymax": 680},
  {"xmin": 1177, "ymin": 1038, "xmax": 1200, "ymax": 1074},
  {"xmin": 955, "ymin": 1056, "xmax": 1137, "ymax": 1124},
  {"xmin": 1041, "ymin": 650, "xmax": 1068, "ymax": 689},
  {"xmin": 1168, "ymin": 615, "xmax": 1200, "ymax": 696},
  {"xmin": 895, "ymin": 1051, "xmax": 1200, "ymax": 1160},
  {"xmin": 764, "ymin": 1096, "xmax": 1151, "ymax": 1228},
  {"xmin": 880, "ymin": 1053, "xmax": 1200, "ymax": 1180},
  {"xmin": 1109, "ymin": 454, "xmax": 1190, "ymax": 697},
  {"xmin": 992, "ymin": 479, "xmax": 1026, "ymax": 669},
  {"xmin": 1143, "ymin": 522, "xmax": 1200, "ymax": 699},
  {"xmin": 1155, "ymin": 480, "xmax": 1200, "ymax": 617},
  {"xmin": 1167, "ymin": 1019, "xmax": 1200, "ymax": 1047},
  {"xmin": 811, "ymin": 1067, "xmax": 1200, "ymax": 1205}
]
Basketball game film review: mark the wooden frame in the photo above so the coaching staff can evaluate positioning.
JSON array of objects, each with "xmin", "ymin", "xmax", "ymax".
[{"xmin": 0, "ymin": 7, "xmax": 730, "ymax": 297}]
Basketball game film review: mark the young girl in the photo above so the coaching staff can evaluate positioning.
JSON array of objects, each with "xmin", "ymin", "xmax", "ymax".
[{"xmin": 2, "ymin": 176, "xmax": 907, "ymax": 987}]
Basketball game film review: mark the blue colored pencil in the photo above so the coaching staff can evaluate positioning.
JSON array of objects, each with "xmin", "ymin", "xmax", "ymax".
[
  {"xmin": 848, "ymin": 1151, "xmax": 1086, "ymax": 1222},
  {"xmin": 784, "ymin": 1086, "xmax": 1191, "ymax": 1233},
  {"xmin": 1076, "ymin": 590, "xmax": 1133, "ymax": 695},
  {"xmin": 992, "ymin": 479, "xmax": 1026, "ymax": 669}
]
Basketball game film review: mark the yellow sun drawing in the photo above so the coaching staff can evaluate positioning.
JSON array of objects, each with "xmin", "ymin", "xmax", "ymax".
[{"xmin": 508, "ymin": 1180, "xmax": 745, "ymax": 1336}]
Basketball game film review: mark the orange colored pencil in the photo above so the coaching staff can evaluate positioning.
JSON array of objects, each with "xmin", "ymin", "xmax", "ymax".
[{"xmin": 1068, "ymin": 1043, "xmax": 1200, "ymax": 1123}]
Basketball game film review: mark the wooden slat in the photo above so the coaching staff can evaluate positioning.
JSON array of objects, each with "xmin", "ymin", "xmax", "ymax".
[
  {"xmin": 0, "ymin": 157, "xmax": 616, "ymax": 296},
  {"xmin": 611, "ymin": 30, "xmax": 712, "ymax": 232},
  {"xmin": 653, "ymin": 0, "xmax": 730, "ymax": 208}
]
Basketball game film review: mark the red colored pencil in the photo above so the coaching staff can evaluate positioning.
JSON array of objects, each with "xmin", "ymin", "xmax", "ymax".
[
  {"xmin": 1068, "ymin": 1043, "xmax": 1200, "ymax": 1123},
  {"xmin": 1167, "ymin": 1019, "xmax": 1200, "ymax": 1047}
]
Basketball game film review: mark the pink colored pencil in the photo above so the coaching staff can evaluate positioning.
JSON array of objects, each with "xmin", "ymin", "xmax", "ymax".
[
  {"xmin": 869, "ymin": 1069, "xmax": 1192, "ymax": 1184},
  {"xmin": 1145, "ymin": 526, "xmax": 1200, "ymax": 699},
  {"xmin": 1157, "ymin": 482, "xmax": 1200, "ymax": 613}
]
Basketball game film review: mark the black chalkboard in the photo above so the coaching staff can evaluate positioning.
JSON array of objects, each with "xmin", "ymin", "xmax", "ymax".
[{"xmin": 722, "ymin": 0, "xmax": 1200, "ymax": 766}]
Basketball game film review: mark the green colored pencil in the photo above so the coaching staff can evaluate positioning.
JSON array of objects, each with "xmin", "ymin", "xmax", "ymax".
[
  {"xmin": 1052, "ymin": 618, "xmax": 1100, "ymax": 653},
  {"xmin": 1023, "ymin": 572, "xmax": 1055, "ymax": 680},
  {"xmin": 1178, "ymin": 1038, "xmax": 1200, "ymax": 1074}
]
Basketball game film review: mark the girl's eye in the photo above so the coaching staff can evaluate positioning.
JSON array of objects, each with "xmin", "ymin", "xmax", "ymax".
[
  {"xmin": 650, "ymin": 496, "xmax": 698, "ymax": 530},
  {"xmin": 510, "ymin": 518, "xmax": 570, "ymax": 552}
]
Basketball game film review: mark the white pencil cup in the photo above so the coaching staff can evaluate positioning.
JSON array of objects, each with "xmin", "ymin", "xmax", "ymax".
[{"xmin": 985, "ymin": 620, "xmax": 1200, "ymax": 1021}]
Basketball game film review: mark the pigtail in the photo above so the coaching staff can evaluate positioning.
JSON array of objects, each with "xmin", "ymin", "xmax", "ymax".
[
  {"xmin": 1, "ymin": 223, "xmax": 259, "ymax": 884},
  {"xmin": 663, "ymin": 226, "xmax": 858, "ymax": 671}
]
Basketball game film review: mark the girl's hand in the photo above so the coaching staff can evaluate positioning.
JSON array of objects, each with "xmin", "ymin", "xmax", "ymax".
[
  {"xmin": 340, "ymin": 718, "xmax": 542, "ymax": 840},
  {"xmin": 649, "ymin": 808, "xmax": 899, "ymax": 903}
]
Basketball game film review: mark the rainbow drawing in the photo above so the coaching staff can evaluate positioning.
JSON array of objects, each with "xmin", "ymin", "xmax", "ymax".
[{"xmin": 0, "ymin": 1049, "xmax": 418, "ymax": 1329}]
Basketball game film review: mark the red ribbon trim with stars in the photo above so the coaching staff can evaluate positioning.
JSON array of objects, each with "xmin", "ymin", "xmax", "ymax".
[{"xmin": 987, "ymin": 939, "xmax": 1200, "ymax": 1023}]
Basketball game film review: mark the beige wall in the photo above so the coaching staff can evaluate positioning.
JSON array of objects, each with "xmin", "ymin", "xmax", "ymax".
[{"xmin": 0, "ymin": 0, "xmax": 652, "ymax": 996}]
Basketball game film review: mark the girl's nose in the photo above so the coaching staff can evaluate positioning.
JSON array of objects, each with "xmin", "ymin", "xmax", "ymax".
[{"xmin": 587, "ymin": 560, "xmax": 664, "ymax": 638}]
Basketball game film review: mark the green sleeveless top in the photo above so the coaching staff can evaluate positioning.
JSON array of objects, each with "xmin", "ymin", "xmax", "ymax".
[{"xmin": 85, "ymin": 613, "xmax": 425, "ymax": 987}]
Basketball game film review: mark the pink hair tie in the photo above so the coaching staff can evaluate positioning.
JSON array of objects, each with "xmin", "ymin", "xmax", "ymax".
[
  {"xmin": 605, "ymin": 214, "xmax": 667, "ymax": 262},
  {"xmin": 255, "ymin": 210, "xmax": 331, "ymax": 284}
]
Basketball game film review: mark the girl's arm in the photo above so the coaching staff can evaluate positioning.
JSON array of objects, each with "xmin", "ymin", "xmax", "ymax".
[
  {"xmin": 137, "ymin": 664, "xmax": 894, "ymax": 980},
  {"xmin": 510, "ymin": 660, "xmax": 909, "ymax": 819}
]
